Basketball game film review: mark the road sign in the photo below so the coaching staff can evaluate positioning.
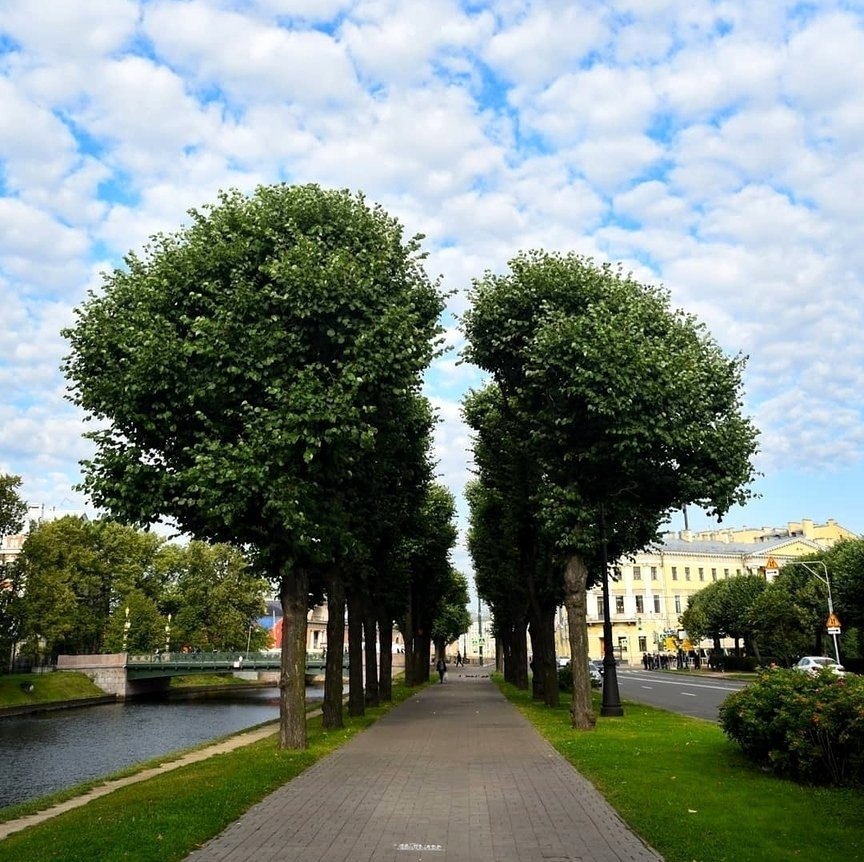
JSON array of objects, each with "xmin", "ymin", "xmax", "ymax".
[
  {"xmin": 827, "ymin": 627, "xmax": 841, "ymax": 635},
  {"xmin": 826, "ymin": 612, "xmax": 842, "ymax": 629}
]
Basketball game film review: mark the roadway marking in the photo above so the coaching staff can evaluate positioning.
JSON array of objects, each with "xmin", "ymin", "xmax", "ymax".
[
  {"xmin": 620, "ymin": 673, "xmax": 743, "ymax": 693},
  {"xmin": 681, "ymin": 692, "xmax": 697, "ymax": 697},
  {"xmin": 640, "ymin": 686, "xmax": 654, "ymax": 690}
]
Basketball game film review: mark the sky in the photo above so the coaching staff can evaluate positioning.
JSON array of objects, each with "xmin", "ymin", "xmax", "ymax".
[{"xmin": 1, "ymin": 0, "xmax": 863, "ymax": 586}]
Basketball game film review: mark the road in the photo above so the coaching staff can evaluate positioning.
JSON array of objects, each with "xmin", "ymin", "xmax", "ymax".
[{"xmin": 612, "ymin": 669, "xmax": 747, "ymax": 721}]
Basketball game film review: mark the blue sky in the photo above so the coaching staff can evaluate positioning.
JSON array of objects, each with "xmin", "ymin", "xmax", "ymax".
[{"xmin": 1, "ymin": 0, "xmax": 863, "ymax": 583}]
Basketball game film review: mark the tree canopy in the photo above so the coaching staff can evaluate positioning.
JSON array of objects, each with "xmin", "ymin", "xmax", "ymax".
[
  {"xmin": 462, "ymin": 251, "xmax": 759, "ymax": 727},
  {"xmin": 62, "ymin": 183, "xmax": 446, "ymax": 747}
]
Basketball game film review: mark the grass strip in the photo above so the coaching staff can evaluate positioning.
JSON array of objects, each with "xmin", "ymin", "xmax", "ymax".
[
  {"xmin": 0, "ymin": 686, "xmax": 417, "ymax": 862},
  {"xmin": 497, "ymin": 677, "xmax": 864, "ymax": 862},
  {"xmin": 0, "ymin": 673, "xmax": 105, "ymax": 707}
]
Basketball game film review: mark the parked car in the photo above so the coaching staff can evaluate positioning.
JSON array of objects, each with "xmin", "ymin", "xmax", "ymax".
[
  {"xmin": 795, "ymin": 655, "xmax": 846, "ymax": 676},
  {"xmin": 588, "ymin": 662, "xmax": 602, "ymax": 686}
]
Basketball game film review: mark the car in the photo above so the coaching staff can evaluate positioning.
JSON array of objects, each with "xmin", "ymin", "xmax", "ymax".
[
  {"xmin": 795, "ymin": 655, "xmax": 846, "ymax": 676},
  {"xmin": 588, "ymin": 663, "xmax": 602, "ymax": 686},
  {"xmin": 589, "ymin": 658, "xmax": 609, "ymax": 676}
]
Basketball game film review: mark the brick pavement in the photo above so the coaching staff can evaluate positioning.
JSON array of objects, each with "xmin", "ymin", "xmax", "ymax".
[{"xmin": 184, "ymin": 665, "xmax": 662, "ymax": 862}]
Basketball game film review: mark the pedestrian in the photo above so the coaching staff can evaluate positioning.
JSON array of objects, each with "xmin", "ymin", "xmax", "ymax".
[
  {"xmin": 436, "ymin": 656, "xmax": 446, "ymax": 683},
  {"xmin": 456, "ymin": 651, "xmax": 463, "ymax": 667}
]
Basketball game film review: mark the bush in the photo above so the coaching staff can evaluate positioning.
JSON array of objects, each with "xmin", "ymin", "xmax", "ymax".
[
  {"xmin": 557, "ymin": 663, "xmax": 600, "ymax": 693},
  {"xmin": 719, "ymin": 667, "xmax": 864, "ymax": 786}
]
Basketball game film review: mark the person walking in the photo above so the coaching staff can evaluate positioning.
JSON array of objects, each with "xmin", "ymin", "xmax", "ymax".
[
  {"xmin": 436, "ymin": 657, "xmax": 446, "ymax": 683},
  {"xmin": 455, "ymin": 651, "xmax": 463, "ymax": 667}
]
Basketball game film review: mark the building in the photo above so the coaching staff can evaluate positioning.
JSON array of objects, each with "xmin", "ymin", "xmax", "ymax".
[{"xmin": 579, "ymin": 518, "xmax": 857, "ymax": 663}]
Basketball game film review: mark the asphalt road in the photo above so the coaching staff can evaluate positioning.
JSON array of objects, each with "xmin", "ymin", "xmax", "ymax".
[{"xmin": 611, "ymin": 669, "xmax": 747, "ymax": 721}]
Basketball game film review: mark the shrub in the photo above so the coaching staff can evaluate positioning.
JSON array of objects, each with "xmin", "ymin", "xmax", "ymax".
[
  {"xmin": 719, "ymin": 667, "xmax": 864, "ymax": 786},
  {"xmin": 557, "ymin": 663, "xmax": 600, "ymax": 693}
]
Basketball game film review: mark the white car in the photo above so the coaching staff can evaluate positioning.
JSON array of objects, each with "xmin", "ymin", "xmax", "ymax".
[{"xmin": 795, "ymin": 656, "xmax": 846, "ymax": 676}]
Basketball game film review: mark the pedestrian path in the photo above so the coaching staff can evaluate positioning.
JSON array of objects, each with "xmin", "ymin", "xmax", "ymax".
[{"xmin": 184, "ymin": 665, "xmax": 662, "ymax": 862}]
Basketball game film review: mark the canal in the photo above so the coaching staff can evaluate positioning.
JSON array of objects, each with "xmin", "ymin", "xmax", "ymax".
[{"xmin": 0, "ymin": 686, "xmax": 310, "ymax": 809}]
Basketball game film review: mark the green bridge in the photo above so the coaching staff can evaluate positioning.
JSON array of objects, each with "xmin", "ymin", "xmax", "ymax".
[{"xmin": 56, "ymin": 651, "xmax": 338, "ymax": 698}]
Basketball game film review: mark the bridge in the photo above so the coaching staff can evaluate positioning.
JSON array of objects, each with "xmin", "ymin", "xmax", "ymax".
[{"xmin": 56, "ymin": 651, "xmax": 337, "ymax": 699}]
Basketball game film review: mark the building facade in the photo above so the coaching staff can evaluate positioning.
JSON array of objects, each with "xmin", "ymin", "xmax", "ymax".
[{"xmin": 578, "ymin": 518, "xmax": 856, "ymax": 662}]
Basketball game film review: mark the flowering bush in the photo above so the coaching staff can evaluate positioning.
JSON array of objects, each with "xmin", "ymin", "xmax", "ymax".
[{"xmin": 719, "ymin": 667, "xmax": 864, "ymax": 786}]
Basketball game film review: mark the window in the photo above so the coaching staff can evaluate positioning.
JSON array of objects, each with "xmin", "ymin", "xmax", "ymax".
[
  {"xmin": 698, "ymin": 567, "xmax": 705, "ymax": 581},
  {"xmin": 612, "ymin": 565, "xmax": 622, "ymax": 580},
  {"xmin": 635, "ymin": 594, "xmax": 644, "ymax": 614},
  {"xmin": 674, "ymin": 595, "xmax": 682, "ymax": 613},
  {"xmin": 711, "ymin": 568, "xmax": 718, "ymax": 581},
  {"xmin": 650, "ymin": 566, "xmax": 658, "ymax": 580},
  {"xmin": 736, "ymin": 568, "xmax": 742, "ymax": 576},
  {"xmin": 724, "ymin": 568, "xmax": 730, "ymax": 579},
  {"xmin": 633, "ymin": 565, "xmax": 642, "ymax": 581},
  {"xmin": 671, "ymin": 566, "xmax": 678, "ymax": 580},
  {"xmin": 638, "ymin": 636, "xmax": 647, "ymax": 652},
  {"xmin": 615, "ymin": 595, "xmax": 625, "ymax": 614},
  {"xmin": 653, "ymin": 595, "xmax": 661, "ymax": 613},
  {"xmin": 596, "ymin": 596, "xmax": 604, "ymax": 618},
  {"xmin": 684, "ymin": 566, "xmax": 691, "ymax": 581}
]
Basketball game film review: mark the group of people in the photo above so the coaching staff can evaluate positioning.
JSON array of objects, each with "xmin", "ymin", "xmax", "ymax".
[{"xmin": 642, "ymin": 649, "xmax": 709, "ymax": 670}]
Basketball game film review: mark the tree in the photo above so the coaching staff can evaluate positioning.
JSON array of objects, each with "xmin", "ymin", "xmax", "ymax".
[
  {"xmin": 431, "ymin": 569, "xmax": 471, "ymax": 658},
  {"xmin": 63, "ymin": 183, "xmax": 444, "ymax": 748},
  {"xmin": 162, "ymin": 541, "xmax": 269, "ymax": 653},
  {"xmin": 0, "ymin": 473, "xmax": 28, "ymax": 670},
  {"xmin": 14, "ymin": 517, "xmax": 110, "ymax": 658},
  {"xmin": 462, "ymin": 252, "xmax": 758, "ymax": 728}
]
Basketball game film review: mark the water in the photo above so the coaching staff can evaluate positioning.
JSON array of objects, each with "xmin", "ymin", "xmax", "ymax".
[{"xmin": 0, "ymin": 687, "xmax": 308, "ymax": 809}]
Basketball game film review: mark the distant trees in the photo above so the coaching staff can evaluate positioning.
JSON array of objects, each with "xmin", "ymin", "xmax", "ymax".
[
  {"xmin": 462, "ymin": 252, "xmax": 758, "ymax": 728},
  {"xmin": 9, "ymin": 517, "xmax": 270, "ymax": 661}
]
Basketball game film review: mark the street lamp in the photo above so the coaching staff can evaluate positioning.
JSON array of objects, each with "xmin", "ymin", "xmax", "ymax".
[
  {"xmin": 599, "ymin": 504, "xmax": 624, "ymax": 717},
  {"xmin": 164, "ymin": 613, "xmax": 172, "ymax": 656},
  {"xmin": 794, "ymin": 560, "xmax": 841, "ymax": 663},
  {"xmin": 122, "ymin": 606, "xmax": 130, "ymax": 653}
]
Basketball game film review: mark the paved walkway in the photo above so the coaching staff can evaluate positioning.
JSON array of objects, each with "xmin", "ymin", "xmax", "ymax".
[{"xmin": 184, "ymin": 666, "xmax": 662, "ymax": 862}]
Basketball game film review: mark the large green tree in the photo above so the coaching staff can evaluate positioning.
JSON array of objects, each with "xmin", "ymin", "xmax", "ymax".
[
  {"xmin": 63, "ymin": 184, "xmax": 444, "ymax": 748},
  {"xmin": 462, "ymin": 252, "xmax": 758, "ymax": 728}
]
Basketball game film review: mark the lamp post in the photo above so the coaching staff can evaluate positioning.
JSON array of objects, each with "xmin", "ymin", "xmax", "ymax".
[
  {"xmin": 599, "ymin": 504, "xmax": 624, "ymax": 717},
  {"xmin": 122, "ymin": 606, "xmax": 130, "ymax": 653},
  {"xmin": 794, "ymin": 560, "xmax": 841, "ymax": 663},
  {"xmin": 164, "ymin": 613, "xmax": 172, "ymax": 656}
]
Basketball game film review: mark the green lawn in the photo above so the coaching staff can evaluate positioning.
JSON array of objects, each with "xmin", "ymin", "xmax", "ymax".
[
  {"xmin": 498, "ymin": 678, "xmax": 864, "ymax": 862},
  {"xmin": 0, "ymin": 672, "xmax": 105, "ymax": 708}
]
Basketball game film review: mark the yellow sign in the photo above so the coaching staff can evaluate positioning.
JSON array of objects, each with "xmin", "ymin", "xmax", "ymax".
[
  {"xmin": 826, "ymin": 613, "xmax": 842, "ymax": 629},
  {"xmin": 766, "ymin": 556, "xmax": 778, "ymax": 569}
]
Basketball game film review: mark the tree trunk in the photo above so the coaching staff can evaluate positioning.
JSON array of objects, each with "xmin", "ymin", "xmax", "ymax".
[
  {"xmin": 279, "ymin": 566, "xmax": 309, "ymax": 748},
  {"xmin": 346, "ymin": 587, "xmax": 364, "ymax": 717},
  {"xmin": 378, "ymin": 611, "xmax": 393, "ymax": 700},
  {"xmin": 530, "ymin": 604, "xmax": 559, "ymax": 707},
  {"xmin": 322, "ymin": 567, "xmax": 345, "ymax": 730},
  {"xmin": 363, "ymin": 607, "xmax": 379, "ymax": 707},
  {"xmin": 563, "ymin": 554, "xmax": 595, "ymax": 730},
  {"xmin": 509, "ymin": 618, "xmax": 530, "ymax": 689}
]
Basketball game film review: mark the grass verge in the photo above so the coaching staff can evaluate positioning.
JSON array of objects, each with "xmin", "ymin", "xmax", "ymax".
[
  {"xmin": 0, "ymin": 672, "xmax": 105, "ymax": 708},
  {"xmin": 0, "ymin": 686, "xmax": 417, "ymax": 862},
  {"xmin": 497, "ymin": 677, "xmax": 864, "ymax": 862}
]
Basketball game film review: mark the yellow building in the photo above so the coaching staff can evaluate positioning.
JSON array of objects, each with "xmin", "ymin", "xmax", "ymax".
[{"xmin": 579, "ymin": 518, "xmax": 858, "ymax": 664}]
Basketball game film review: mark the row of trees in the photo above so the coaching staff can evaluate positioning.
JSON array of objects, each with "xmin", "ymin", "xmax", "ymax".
[
  {"xmin": 62, "ymin": 184, "xmax": 467, "ymax": 748},
  {"xmin": 462, "ymin": 252, "xmax": 759, "ymax": 728},
  {"xmin": 2, "ymin": 515, "xmax": 273, "ymax": 665},
  {"xmin": 681, "ymin": 540, "xmax": 864, "ymax": 665}
]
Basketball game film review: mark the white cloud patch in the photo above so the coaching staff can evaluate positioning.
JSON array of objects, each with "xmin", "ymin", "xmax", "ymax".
[{"xmin": 1, "ymin": 0, "xmax": 863, "ymax": 538}]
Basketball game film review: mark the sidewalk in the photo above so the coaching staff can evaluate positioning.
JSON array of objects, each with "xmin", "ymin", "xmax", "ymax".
[{"xmin": 184, "ymin": 666, "xmax": 662, "ymax": 862}]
